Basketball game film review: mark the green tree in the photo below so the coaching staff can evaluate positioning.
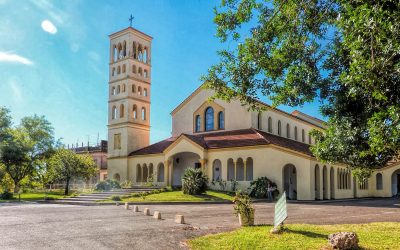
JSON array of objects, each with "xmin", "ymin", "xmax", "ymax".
[
  {"xmin": 0, "ymin": 112, "xmax": 56, "ymax": 193},
  {"xmin": 47, "ymin": 149, "xmax": 97, "ymax": 195},
  {"xmin": 203, "ymin": 0, "xmax": 400, "ymax": 175}
]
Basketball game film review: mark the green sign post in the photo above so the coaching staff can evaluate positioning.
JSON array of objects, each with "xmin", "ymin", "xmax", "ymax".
[{"xmin": 273, "ymin": 191, "xmax": 287, "ymax": 229}]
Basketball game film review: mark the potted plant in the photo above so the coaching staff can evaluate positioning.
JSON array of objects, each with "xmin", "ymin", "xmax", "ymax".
[{"xmin": 233, "ymin": 192, "xmax": 255, "ymax": 226}]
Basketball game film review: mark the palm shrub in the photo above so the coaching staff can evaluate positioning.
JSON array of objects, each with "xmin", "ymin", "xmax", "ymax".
[
  {"xmin": 182, "ymin": 168, "xmax": 208, "ymax": 195},
  {"xmin": 249, "ymin": 176, "xmax": 279, "ymax": 199}
]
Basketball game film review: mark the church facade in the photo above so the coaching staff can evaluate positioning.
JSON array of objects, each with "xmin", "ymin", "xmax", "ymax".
[{"xmin": 107, "ymin": 27, "xmax": 400, "ymax": 200}]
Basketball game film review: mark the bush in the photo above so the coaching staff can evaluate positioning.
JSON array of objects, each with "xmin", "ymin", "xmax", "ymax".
[
  {"xmin": 0, "ymin": 190, "xmax": 13, "ymax": 200},
  {"xmin": 94, "ymin": 179, "xmax": 121, "ymax": 191},
  {"xmin": 233, "ymin": 192, "xmax": 254, "ymax": 218},
  {"xmin": 182, "ymin": 168, "xmax": 208, "ymax": 195},
  {"xmin": 111, "ymin": 195, "xmax": 121, "ymax": 201},
  {"xmin": 94, "ymin": 181, "xmax": 111, "ymax": 191},
  {"xmin": 107, "ymin": 179, "xmax": 121, "ymax": 189},
  {"xmin": 249, "ymin": 176, "xmax": 279, "ymax": 199}
]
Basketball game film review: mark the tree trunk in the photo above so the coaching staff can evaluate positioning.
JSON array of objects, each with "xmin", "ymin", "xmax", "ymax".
[
  {"xmin": 64, "ymin": 178, "xmax": 70, "ymax": 196},
  {"xmin": 13, "ymin": 184, "xmax": 20, "ymax": 194}
]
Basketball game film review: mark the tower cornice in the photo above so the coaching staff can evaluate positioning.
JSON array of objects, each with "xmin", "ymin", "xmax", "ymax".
[{"xmin": 109, "ymin": 27, "xmax": 153, "ymax": 40}]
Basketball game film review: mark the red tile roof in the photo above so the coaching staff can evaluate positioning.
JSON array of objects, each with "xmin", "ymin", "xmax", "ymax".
[{"xmin": 129, "ymin": 129, "xmax": 312, "ymax": 156}]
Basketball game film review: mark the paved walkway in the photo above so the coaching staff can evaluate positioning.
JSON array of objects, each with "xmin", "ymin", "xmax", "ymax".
[{"xmin": 0, "ymin": 198, "xmax": 399, "ymax": 249}]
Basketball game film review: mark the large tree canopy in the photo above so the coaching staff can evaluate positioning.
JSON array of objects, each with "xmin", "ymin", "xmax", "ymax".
[
  {"xmin": 0, "ymin": 111, "xmax": 56, "ymax": 193},
  {"xmin": 46, "ymin": 149, "xmax": 97, "ymax": 195},
  {"xmin": 203, "ymin": 0, "xmax": 400, "ymax": 173}
]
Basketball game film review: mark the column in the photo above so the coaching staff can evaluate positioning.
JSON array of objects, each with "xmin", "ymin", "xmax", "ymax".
[
  {"xmin": 200, "ymin": 159, "xmax": 207, "ymax": 171},
  {"xmin": 244, "ymin": 160, "xmax": 247, "ymax": 181},
  {"xmin": 164, "ymin": 160, "xmax": 169, "ymax": 186}
]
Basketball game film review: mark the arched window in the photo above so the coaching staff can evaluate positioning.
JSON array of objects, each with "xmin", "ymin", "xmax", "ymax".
[
  {"xmin": 122, "ymin": 41, "xmax": 127, "ymax": 57},
  {"xmin": 117, "ymin": 66, "xmax": 121, "ymax": 74},
  {"xmin": 138, "ymin": 45, "xmax": 143, "ymax": 61},
  {"xmin": 212, "ymin": 159, "xmax": 222, "ymax": 181},
  {"xmin": 111, "ymin": 86, "xmax": 116, "ymax": 95},
  {"xmin": 246, "ymin": 157, "xmax": 253, "ymax": 181},
  {"xmin": 132, "ymin": 65, "xmax": 137, "ymax": 74},
  {"xmin": 113, "ymin": 45, "xmax": 117, "ymax": 62},
  {"xmin": 132, "ymin": 105, "xmax": 137, "ymax": 119},
  {"xmin": 119, "ymin": 104, "xmax": 124, "ymax": 118},
  {"xmin": 236, "ymin": 158, "xmax": 244, "ymax": 181},
  {"xmin": 205, "ymin": 107, "xmax": 214, "ymax": 131},
  {"xmin": 227, "ymin": 158, "xmax": 235, "ymax": 180},
  {"xmin": 278, "ymin": 120, "xmax": 281, "ymax": 135},
  {"xmin": 144, "ymin": 69, "xmax": 148, "ymax": 78},
  {"xmin": 257, "ymin": 113, "xmax": 262, "ymax": 130},
  {"xmin": 143, "ymin": 48, "xmax": 148, "ymax": 63},
  {"xmin": 112, "ymin": 106, "xmax": 117, "ymax": 119},
  {"xmin": 286, "ymin": 123, "xmax": 290, "ymax": 138},
  {"xmin": 268, "ymin": 117, "xmax": 272, "ymax": 133},
  {"xmin": 143, "ymin": 88, "xmax": 148, "ymax": 96},
  {"xmin": 141, "ymin": 107, "xmax": 146, "ymax": 120},
  {"xmin": 136, "ymin": 164, "xmax": 141, "ymax": 182},
  {"xmin": 218, "ymin": 111, "xmax": 224, "ymax": 129},
  {"xmin": 112, "ymin": 67, "xmax": 115, "ymax": 76},
  {"xmin": 122, "ymin": 64, "xmax": 126, "ymax": 73},
  {"xmin": 132, "ymin": 42, "xmax": 137, "ymax": 59},
  {"xmin": 302, "ymin": 129, "xmax": 305, "ymax": 142},
  {"xmin": 138, "ymin": 67, "xmax": 143, "ymax": 76},
  {"xmin": 308, "ymin": 134, "xmax": 312, "ymax": 144},
  {"xmin": 294, "ymin": 126, "xmax": 298, "ymax": 141},
  {"xmin": 376, "ymin": 173, "xmax": 383, "ymax": 190},
  {"xmin": 117, "ymin": 85, "xmax": 120, "ymax": 94},
  {"xmin": 132, "ymin": 84, "xmax": 136, "ymax": 93},
  {"xmin": 122, "ymin": 84, "xmax": 126, "ymax": 92},
  {"xmin": 195, "ymin": 115, "xmax": 201, "ymax": 132},
  {"xmin": 138, "ymin": 86, "xmax": 142, "ymax": 95},
  {"xmin": 118, "ymin": 43, "xmax": 123, "ymax": 59}
]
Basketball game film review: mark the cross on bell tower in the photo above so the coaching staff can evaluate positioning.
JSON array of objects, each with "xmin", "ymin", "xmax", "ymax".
[{"xmin": 129, "ymin": 14, "xmax": 134, "ymax": 27}]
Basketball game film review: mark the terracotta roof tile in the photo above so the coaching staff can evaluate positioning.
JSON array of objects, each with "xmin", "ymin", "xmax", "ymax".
[{"xmin": 130, "ymin": 129, "xmax": 312, "ymax": 156}]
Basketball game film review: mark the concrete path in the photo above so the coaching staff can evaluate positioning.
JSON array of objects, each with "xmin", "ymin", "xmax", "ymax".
[{"xmin": 0, "ymin": 198, "xmax": 399, "ymax": 250}]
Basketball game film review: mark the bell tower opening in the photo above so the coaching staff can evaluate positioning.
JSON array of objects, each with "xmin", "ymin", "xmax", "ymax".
[{"xmin": 107, "ymin": 26, "xmax": 153, "ymax": 181}]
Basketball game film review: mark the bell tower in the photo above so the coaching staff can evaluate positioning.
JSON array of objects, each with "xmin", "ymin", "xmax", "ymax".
[{"xmin": 107, "ymin": 26, "xmax": 152, "ymax": 180}]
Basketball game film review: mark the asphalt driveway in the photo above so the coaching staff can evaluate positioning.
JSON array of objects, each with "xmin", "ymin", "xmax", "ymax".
[{"xmin": 0, "ymin": 198, "xmax": 399, "ymax": 250}]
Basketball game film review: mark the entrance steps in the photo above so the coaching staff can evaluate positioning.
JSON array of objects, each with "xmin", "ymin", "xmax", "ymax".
[{"xmin": 42, "ymin": 187, "xmax": 162, "ymax": 205}]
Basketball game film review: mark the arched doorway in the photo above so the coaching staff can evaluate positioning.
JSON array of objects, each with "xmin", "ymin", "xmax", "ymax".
[
  {"xmin": 212, "ymin": 159, "xmax": 222, "ymax": 181},
  {"xmin": 315, "ymin": 165, "xmax": 320, "ymax": 200},
  {"xmin": 391, "ymin": 169, "xmax": 400, "ymax": 196},
  {"xmin": 283, "ymin": 164, "xmax": 297, "ymax": 200},
  {"xmin": 171, "ymin": 152, "xmax": 200, "ymax": 186},
  {"xmin": 330, "ymin": 167, "xmax": 335, "ymax": 199},
  {"xmin": 157, "ymin": 163, "xmax": 165, "ymax": 182},
  {"xmin": 322, "ymin": 166, "xmax": 328, "ymax": 200},
  {"xmin": 113, "ymin": 173, "xmax": 120, "ymax": 182}
]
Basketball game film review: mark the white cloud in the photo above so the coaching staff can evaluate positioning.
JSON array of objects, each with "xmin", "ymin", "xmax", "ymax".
[
  {"xmin": 41, "ymin": 20, "xmax": 57, "ymax": 34},
  {"xmin": 0, "ymin": 51, "xmax": 33, "ymax": 65}
]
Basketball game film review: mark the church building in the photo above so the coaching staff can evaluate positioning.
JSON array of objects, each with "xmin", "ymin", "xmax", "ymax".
[{"xmin": 107, "ymin": 26, "xmax": 400, "ymax": 200}]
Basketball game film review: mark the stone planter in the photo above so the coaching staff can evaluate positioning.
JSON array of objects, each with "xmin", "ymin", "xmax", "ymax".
[{"xmin": 238, "ymin": 210, "xmax": 254, "ymax": 226}]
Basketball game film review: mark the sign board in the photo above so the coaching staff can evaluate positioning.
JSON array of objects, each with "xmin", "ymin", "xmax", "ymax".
[{"xmin": 273, "ymin": 191, "xmax": 287, "ymax": 228}]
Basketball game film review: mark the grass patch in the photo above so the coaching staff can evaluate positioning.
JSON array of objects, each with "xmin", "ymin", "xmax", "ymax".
[
  {"xmin": 189, "ymin": 222, "xmax": 400, "ymax": 250},
  {"xmin": 99, "ymin": 190, "xmax": 234, "ymax": 203},
  {"xmin": 0, "ymin": 190, "xmax": 81, "ymax": 202}
]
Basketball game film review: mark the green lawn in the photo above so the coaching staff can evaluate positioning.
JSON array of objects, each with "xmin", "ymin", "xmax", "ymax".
[
  {"xmin": 100, "ymin": 190, "xmax": 234, "ymax": 203},
  {"xmin": 0, "ymin": 190, "xmax": 80, "ymax": 202},
  {"xmin": 189, "ymin": 222, "xmax": 400, "ymax": 250}
]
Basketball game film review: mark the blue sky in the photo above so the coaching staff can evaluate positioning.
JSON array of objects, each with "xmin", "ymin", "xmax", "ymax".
[{"xmin": 0, "ymin": 0, "xmax": 324, "ymax": 146}]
